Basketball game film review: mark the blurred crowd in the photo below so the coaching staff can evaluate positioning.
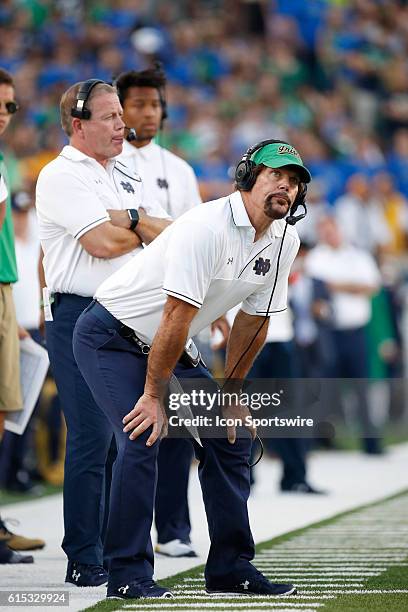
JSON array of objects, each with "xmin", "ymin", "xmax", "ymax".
[{"xmin": 1, "ymin": 0, "xmax": 408, "ymax": 497}]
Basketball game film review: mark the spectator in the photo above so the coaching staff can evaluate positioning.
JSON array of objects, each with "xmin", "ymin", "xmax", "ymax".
[
  {"xmin": 305, "ymin": 216, "xmax": 384, "ymax": 454},
  {"xmin": 334, "ymin": 173, "xmax": 391, "ymax": 255},
  {"xmin": 0, "ymin": 65, "xmax": 44, "ymax": 562}
]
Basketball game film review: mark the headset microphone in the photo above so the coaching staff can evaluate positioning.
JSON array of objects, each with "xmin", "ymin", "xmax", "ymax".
[
  {"xmin": 286, "ymin": 201, "xmax": 307, "ymax": 226},
  {"xmin": 126, "ymin": 127, "xmax": 137, "ymax": 142}
]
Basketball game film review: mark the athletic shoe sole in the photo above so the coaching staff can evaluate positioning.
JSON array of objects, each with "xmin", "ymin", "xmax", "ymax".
[
  {"xmin": 106, "ymin": 592, "xmax": 173, "ymax": 600},
  {"xmin": 155, "ymin": 550, "xmax": 197, "ymax": 558},
  {"xmin": 206, "ymin": 586, "xmax": 297, "ymax": 597},
  {"xmin": 65, "ymin": 581, "xmax": 108, "ymax": 588}
]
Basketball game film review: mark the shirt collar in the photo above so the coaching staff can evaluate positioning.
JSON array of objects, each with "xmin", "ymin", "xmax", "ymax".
[
  {"xmin": 229, "ymin": 191, "xmax": 253, "ymax": 227},
  {"xmin": 229, "ymin": 191, "xmax": 284, "ymax": 238}
]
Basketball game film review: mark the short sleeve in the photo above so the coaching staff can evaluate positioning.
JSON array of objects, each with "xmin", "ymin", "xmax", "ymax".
[
  {"xmin": 0, "ymin": 175, "xmax": 8, "ymax": 202},
  {"xmin": 162, "ymin": 220, "xmax": 218, "ymax": 307},
  {"xmin": 36, "ymin": 168, "xmax": 109, "ymax": 239},
  {"xmin": 241, "ymin": 234, "xmax": 300, "ymax": 316}
]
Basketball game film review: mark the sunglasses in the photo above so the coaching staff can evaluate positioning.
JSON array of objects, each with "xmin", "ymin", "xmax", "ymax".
[{"xmin": 0, "ymin": 100, "xmax": 19, "ymax": 114}]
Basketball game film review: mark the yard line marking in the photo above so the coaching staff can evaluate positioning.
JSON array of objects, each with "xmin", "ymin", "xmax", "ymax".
[
  {"xmin": 182, "ymin": 577, "xmax": 373, "ymax": 583},
  {"xmin": 123, "ymin": 603, "xmax": 325, "ymax": 608},
  {"xmin": 169, "ymin": 595, "xmax": 335, "ymax": 600}
]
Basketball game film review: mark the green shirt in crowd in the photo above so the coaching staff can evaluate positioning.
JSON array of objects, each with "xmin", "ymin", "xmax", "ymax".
[{"xmin": 0, "ymin": 152, "xmax": 18, "ymax": 283}]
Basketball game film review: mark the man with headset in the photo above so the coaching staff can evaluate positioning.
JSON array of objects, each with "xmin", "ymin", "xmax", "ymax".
[
  {"xmin": 35, "ymin": 79, "xmax": 171, "ymax": 587},
  {"xmin": 115, "ymin": 64, "xmax": 201, "ymax": 217},
  {"xmin": 73, "ymin": 139, "xmax": 310, "ymax": 599},
  {"xmin": 115, "ymin": 64, "xmax": 203, "ymax": 558}
]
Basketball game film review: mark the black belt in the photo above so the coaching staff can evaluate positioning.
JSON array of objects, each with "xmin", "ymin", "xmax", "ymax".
[{"xmin": 87, "ymin": 300, "xmax": 202, "ymax": 368}]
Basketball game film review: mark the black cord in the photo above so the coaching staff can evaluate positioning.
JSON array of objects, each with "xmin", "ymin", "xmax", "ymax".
[
  {"xmin": 221, "ymin": 221, "xmax": 290, "ymax": 467},
  {"xmin": 222, "ymin": 220, "xmax": 289, "ymax": 384},
  {"xmin": 157, "ymin": 128, "xmax": 172, "ymax": 217},
  {"xmin": 250, "ymin": 435, "xmax": 264, "ymax": 468}
]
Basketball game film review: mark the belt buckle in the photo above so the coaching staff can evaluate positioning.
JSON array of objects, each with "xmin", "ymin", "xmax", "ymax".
[
  {"xmin": 183, "ymin": 339, "xmax": 200, "ymax": 367},
  {"xmin": 130, "ymin": 333, "xmax": 150, "ymax": 355}
]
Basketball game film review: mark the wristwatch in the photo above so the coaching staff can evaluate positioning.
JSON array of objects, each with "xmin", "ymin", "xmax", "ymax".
[{"xmin": 127, "ymin": 208, "xmax": 139, "ymax": 231}]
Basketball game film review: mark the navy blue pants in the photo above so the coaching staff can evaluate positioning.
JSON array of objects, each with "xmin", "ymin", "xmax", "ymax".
[
  {"xmin": 326, "ymin": 326, "xmax": 376, "ymax": 439},
  {"xmin": 73, "ymin": 301, "xmax": 255, "ymax": 589},
  {"xmin": 155, "ymin": 438, "xmax": 193, "ymax": 543},
  {"xmin": 45, "ymin": 294, "xmax": 113, "ymax": 565}
]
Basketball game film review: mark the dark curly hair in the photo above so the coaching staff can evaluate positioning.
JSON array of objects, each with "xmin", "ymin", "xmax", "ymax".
[{"xmin": 115, "ymin": 66, "xmax": 166, "ymax": 104}]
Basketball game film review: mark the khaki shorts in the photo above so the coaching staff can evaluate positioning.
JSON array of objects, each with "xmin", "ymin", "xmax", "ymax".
[{"xmin": 0, "ymin": 284, "xmax": 22, "ymax": 412}]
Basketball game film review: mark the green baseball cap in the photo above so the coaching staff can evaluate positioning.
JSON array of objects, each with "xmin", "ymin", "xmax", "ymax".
[{"xmin": 251, "ymin": 142, "xmax": 312, "ymax": 183}]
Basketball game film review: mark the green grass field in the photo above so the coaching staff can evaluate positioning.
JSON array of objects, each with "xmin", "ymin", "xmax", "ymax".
[{"xmin": 83, "ymin": 489, "xmax": 408, "ymax": 612}]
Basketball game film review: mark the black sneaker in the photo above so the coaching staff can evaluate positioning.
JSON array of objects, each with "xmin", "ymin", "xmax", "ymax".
[
  {"xmin": 206, "ymin": 571, "xmax": 296, "ymax": 596},
  {"xmin": 0, "ymin": 550, "xmax": 34, "ymax": 564},
  {"xmin": 107, "ymin": 578, "xmax": 174, "ymax": 599},
  {"xmin": 65, "ymin": 561, "xmax": 108, "ymax": 587},
  {"xmin": 281, "ymin": 481, "xmax": 327, "ymax": 494}
]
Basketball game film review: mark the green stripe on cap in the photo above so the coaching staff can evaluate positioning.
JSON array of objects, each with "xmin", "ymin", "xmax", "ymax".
[{"xmin": 251, "ymin": 142, "xmax": 312, "ymax": 183}]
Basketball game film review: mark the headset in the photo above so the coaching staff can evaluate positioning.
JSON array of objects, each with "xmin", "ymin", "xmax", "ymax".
[
  {"xmin": 235, "ymin": 138, "xmax": 308, "ymax": 225},
  {"xmin": 230, "ymin": 139, "xmax": 309, "ymax": 466},
  {"xmin": 71, "ymin": 79, "xmax": 106, "ymax": 120},
  {"xmin": 153, "ymin": 61, "xmax": 168, "ymax": 124}
]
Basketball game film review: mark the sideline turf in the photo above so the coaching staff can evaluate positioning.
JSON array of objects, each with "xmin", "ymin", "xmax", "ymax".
[{"xmin": 83, "ymin": 489, "xmax": 408, "ymax": 612}]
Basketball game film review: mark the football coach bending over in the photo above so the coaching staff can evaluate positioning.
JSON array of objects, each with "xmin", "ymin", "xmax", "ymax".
[
  {"xmin": 73, "ymin": 139, "xmax": 311, "ymax": 600},
  {"xmin": 35, "ymin": 79, "xmax": 170, "ymax": 586}
]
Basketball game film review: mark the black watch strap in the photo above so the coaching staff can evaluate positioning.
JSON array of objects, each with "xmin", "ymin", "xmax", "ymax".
[{"xmin": 127, "ymin": 208, "xmax": 139, "ymax": 231}]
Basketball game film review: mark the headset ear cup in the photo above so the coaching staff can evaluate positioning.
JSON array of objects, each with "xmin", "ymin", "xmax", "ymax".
[
  {"xmin": 235, "ymin": 160, "xmax": 257, "ymax": 191},
  {"xmin": 160, "ymin": 94, "xmax": 168, "ymax": 121},
  {"xmin": 235, "ymin": 160, "xmax": 248, "ymax": 189},
  {"xmin": 71, "ymin": 79, "xmax": 105, "ymax": 120}
]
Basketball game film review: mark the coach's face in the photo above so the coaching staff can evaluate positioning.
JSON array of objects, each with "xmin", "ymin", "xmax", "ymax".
[
  {"xmin": 80, "ymin": 92, "xmax": 125, "ymax": 163},
  {"xmin": 252, "ymin": 165, "xmax": 300, "ymax": 220}
]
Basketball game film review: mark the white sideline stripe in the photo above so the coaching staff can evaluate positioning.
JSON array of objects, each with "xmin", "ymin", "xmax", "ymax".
[
  {"xmin": 255, "ymin": 564, "xmax": 390, "ymax": 568},
  {"xmin": 169, "ymin": 595, "xmax": 335, "ymax": 600},
  {"xmin": 264, "ymin": 568, "xmax": 380, "ymax": 576},
  {"xmin": 254, "ymin": 555, "xmax": 406, "ymax": 565},
  {"xmin": 256, "ymin": 554, "xmax": 407, "ymax": 558},
  {"xmin": 302, "ymin": 590, "xmax": 408, "ymax": 595},
  {"xmin": 124, "ymin": 608, "xmax": 320, "ymax": 612},
  {"xmin": 280, "ymin": 540, "xmax": 408, "ymax": 543},
  {"xmin": 176, "ymin": 582, "xmax": 366, "ymax": 589},
  {"xmin": 182, "ymin": 578, "xmax": 368, "ymax": 583},
  {"xmin": 173, "ymin": 587, "xmax": 363, "ymax": 595},
  {"xmin": 124, "ymin": 610, "xmax": 320, "ymax": 612},
  {"xmin": 276, "ymin": 548, "xmax": 407, "ymax": 551},
  {"xmin": 123, "ymin": 603, "xmax": 325, "ymax": 609}
]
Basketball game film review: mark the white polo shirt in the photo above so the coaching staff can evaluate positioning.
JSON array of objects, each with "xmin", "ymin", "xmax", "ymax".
[
  {"xmin": 96, "ymin": 190, "xmax": 300, "ymax": 344},
  {"xmin": 118, "ymin": 140, "xmax": 202, "ymax": 218},
  {"xmin": 36, "ymin": 145, "xmax": 169, "ymax": 297},
  {"xmin": 305, "ymin": 243, "xmax": 381, "ymax": 330}
]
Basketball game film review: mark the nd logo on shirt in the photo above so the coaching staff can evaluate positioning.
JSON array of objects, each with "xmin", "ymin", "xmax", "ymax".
[{"xmin": 253, "ymin": 257, "xmax": 271, "ymax": 276}]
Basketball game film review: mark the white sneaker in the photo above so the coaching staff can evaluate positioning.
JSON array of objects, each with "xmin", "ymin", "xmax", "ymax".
[{"xmin": 155, "ymin": 539, "xmax": 197, "ymax": 558}]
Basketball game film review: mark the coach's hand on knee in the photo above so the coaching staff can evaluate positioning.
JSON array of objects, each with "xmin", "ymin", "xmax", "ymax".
[
  {"xmin": 123, "ymin": 394, "xmax": 167, "ymax": 446},
  {"xmin": 222, "ymin": 401, "xmax": 257, "ymax": 445}
]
